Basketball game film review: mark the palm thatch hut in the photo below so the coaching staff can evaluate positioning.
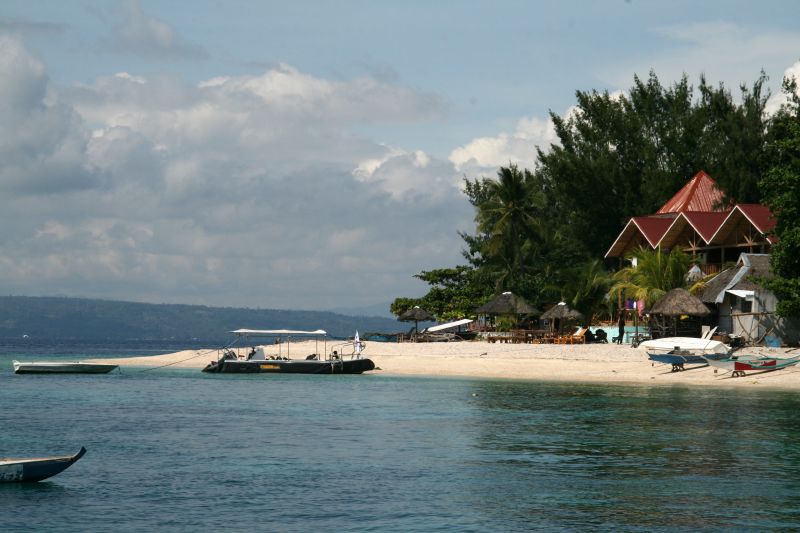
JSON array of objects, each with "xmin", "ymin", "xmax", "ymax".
[
  {"xmin": 398, "ymin": 306, "xmax": 435, "ymax": 336},
  {"xmin": 646, "ymin": 288, "xmax": 710, "ymax": 339},
  {"xmin": 540, "ymin": 302, "xmax": 583, "ymax": 334},
  {"xmin": 475, "ymin": 292, "xmax": 539, "ymax": 330}
]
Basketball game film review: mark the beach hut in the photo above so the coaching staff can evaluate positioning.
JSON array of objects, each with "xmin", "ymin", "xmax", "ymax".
[
  {"xmin": 398, "ymin": 306, "xmax": 435, "ymax": 338},
  {"xmin": 540, "ymin": 302, "xmax": 583, "ymax": 334},
  {"xmin": 647, "ymin": 288, "xmax": 710, "ymax": 339},
  {"xmin": 475, "ymin": 292, "xmax": 539, "ymax": 331}
]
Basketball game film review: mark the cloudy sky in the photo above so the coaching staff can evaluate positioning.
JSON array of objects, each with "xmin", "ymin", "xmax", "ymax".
[{"xmin": 1, "ymin": 1, "xmax": 799, "ymax": 314}]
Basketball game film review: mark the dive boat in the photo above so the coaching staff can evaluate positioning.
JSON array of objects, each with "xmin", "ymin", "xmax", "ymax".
[
  {"xmin": 702, "ymin": 354, "xmax": 800, "ymax": 377},
  {"xmin": 202, "ymin": 329, "xmax": 375, "ymax": 374},
  {"xmin": 0, "ymin": 447, "xmax": 86, "ymax": 483},
  {"xmin": 13, "ymin": 361, "xmax": 119, "ymax": 374}
]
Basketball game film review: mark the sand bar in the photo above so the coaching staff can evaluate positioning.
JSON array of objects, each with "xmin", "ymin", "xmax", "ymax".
[{"xmin": 86, "ymin": 340, "xmax": 800, "ymax": 390}]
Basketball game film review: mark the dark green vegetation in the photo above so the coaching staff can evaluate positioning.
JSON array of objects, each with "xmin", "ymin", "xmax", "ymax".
[
  {"xmin": 394, "ymin": 70, "xmax": 799, "ymax": 321},
  {"xmin": 0, "ymin": 296, "xmax": 399, "ymax": 341},
  {"xmin": 760, "ymin": 77, "xmax": 800, "ymax": 317}
]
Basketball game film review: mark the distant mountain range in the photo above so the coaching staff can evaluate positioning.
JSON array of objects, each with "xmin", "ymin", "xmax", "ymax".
[{"xmin": 0, "ymin": 296, "xmax": 402, "ymax": 341}]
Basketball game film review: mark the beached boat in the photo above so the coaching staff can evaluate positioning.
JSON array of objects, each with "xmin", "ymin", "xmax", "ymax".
[
  {"xmin": 702, "ymin": 354, "xmax": 800, "ymax": 377},
  {"xmin": 0, "ymin": 447, "xmax": 86, "ymax": 483},
  {"xmin": 202, "ymin": 329, "xmax": 375, "ymax": 374},
  {"xmin": 13, "ymin": 361, "xmax": 119, "ymax": 374},
  {"xmin": 640, "ymin": 336, "xmax": 730, "ymax": 371}
]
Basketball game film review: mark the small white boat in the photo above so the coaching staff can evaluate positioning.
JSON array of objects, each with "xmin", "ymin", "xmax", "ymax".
[
  {"xmin": 12, "ymin": 361, "xmax": 119, "ymax": 374},
  {"xmin": 638, "ymin": 337, "xmax": 730, "ymax": 355}
]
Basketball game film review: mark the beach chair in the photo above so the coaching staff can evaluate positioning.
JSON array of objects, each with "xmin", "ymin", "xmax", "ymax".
[{"xmin": 555, "ymin": 327, "xmax": 587, "ymax": 344}]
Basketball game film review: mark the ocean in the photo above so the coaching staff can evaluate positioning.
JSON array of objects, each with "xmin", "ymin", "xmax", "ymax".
[{"xmin": 2, "ymin": 339, "xmax": 800, "ymax": 531}]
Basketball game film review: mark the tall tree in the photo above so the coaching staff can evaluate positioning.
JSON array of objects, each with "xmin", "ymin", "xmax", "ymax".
[
  {"xmin": 760, "ymin": 77, "xmax": 800, "ymax": 317},
  {"xmin": 463, "ymin": 164, "xmax": 546, "ymax": 295},
  {"xmin": 537, "ymin": 71, "xmax": 771, "ymax": 260}
]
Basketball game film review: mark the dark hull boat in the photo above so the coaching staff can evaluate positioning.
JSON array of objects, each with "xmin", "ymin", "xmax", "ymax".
[
  {"xmin": 0, "ymin": 447, "xmax": 86, "ymax": 483},
  {"xmin": 203, "ymin": 357, "xmax": 375, "ymax": 374},
  {"xmin": 202, "ymin": 328, "xmax": 375, "ymax": 375}
]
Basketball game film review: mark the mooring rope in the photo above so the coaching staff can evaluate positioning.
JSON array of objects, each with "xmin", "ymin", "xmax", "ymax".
[{"xmin": 137, "ymin": 339, "xmax": 238, "ymax": 372}]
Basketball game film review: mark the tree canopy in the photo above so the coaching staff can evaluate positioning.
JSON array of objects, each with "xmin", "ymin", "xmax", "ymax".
[
  {"xmin": 760, "ymin": 77, "xmax": 800, "ymax": 317},
  {"xmin": 392, "ymin": 69, "xmax": 786, "ymax": 323}
]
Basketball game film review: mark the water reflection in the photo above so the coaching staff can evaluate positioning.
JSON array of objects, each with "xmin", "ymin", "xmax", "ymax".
[{"xmin": 467, "ymin": 381, "xmax": 800, "ymax": 530}]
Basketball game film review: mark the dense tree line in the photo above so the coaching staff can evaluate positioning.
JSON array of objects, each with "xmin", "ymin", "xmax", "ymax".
[{"xmin": 393, "ymin": 70, "xmax": 799, "ymax": 321}]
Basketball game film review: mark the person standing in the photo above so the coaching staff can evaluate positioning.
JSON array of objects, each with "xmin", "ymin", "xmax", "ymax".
[{"xmin": 617, "ymin": 310, "xmax": 625, "ymax": 344}]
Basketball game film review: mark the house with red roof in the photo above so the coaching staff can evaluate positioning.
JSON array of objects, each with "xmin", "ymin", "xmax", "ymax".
[{"xmin": 605, "ymin": 171, "xmax": 777, "ymax": 275}]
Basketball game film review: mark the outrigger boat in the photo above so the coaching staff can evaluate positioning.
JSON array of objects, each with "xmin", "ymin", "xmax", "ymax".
[
  {"xmin": 202, "ymin": 329, "xmax": 375, "ymax": 374},
  {"xmin": 702, "ymin": 354, "xmax": 800, "ymax": 378},
  {"xmin": 639, "ymin": 336, "xmax": 730, "ymax": 372},
  {"xmin": 13, "ymin": 361, "xmax": 119, "ymax": 374},
  {"xmin": 0, "ymin": 447, "xmax": 86, "ymax": 483}
]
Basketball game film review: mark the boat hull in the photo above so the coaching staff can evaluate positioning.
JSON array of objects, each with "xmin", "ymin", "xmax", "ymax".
[
  {"xmin": 202, "ymin": 358, "xmax": 376, "ymax": 374},
  {"xmin": 703, "ymin": 355, "xmax": 800, "ymax": 376},
  {"xmin": 0, "ymin": 447, "xmax": 86, "ymax": 483},
  {"xmin": 647, "ymin": 353, "xmax": 707, "ymax": 366},
  {"xmin": 13, "ymin": 361, "xmax": 119, "ymax": 374}
]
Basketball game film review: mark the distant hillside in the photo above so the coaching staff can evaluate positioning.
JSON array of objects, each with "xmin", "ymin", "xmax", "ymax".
[{"xmin": 0, "ymin": 296, "xmax": 402, "ymax": 341}]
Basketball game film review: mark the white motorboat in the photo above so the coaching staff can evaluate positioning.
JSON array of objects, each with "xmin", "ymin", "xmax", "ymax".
[{"xmin": 13, "ymin": 361, "xmax": 119, "ymax": 374}]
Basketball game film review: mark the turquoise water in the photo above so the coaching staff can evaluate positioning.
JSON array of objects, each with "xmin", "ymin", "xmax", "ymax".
[{"xmin": 3, "ymin": 340, "xmax": 800, "ymax": 531}]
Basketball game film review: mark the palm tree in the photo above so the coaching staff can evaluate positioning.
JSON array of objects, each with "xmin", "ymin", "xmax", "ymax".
[
  {"xmin": 570, "ymin": 259, "xmax": 612, "ymax": 323},
  {"xmin": 475, "ymin": 165, "xmax": 543, "ymax": 290},
  {"xmin": 609, "ymin": 246, "xmax": 691, "ymax": 307}
]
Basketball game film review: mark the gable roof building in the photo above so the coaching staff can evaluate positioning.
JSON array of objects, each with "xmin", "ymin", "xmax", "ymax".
[{"xmin": 605, "ymin": 171, "xmax": 776, "ymax": 275}]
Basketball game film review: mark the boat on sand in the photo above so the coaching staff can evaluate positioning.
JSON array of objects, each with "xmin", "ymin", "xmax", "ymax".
[
  {"xmin": 702, "ymin": 354, "xmax": 800, "ymax": 378},
  {"xmin": 202, "ymin": 329, "xmax": 375, "ymax": 374},
  {"xmin": 13, "ymin": 361, "xmax": 119, "ymax": 374},
  {"xmin": 0, "ymin": 447, "xmax": 86, "ymax": 483},
  {"xmin": 639, "ymin": 337, "xmax": 729, "ymax": 372}
]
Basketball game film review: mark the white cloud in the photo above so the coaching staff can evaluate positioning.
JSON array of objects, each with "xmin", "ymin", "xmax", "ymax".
[
  {"xmin": 0, "ymin": 36, "xmax": 471, "ymax": 310},
  {"xmin": 449, "ymin": 111, "xmax": 569, "ymax": 173},
  {"xmin": 0, "ymin": 35, "xmax": 95, "ymax": 194},
  {"xmin": 104, "ymin": 0, "xmax": 208, "ymax": 60},
  {"xmin": 765, "ymin": 61, "xmax": 800, "ymax": 115},
  {"xmin": 601, "ymin": 21, "xmax": 800, "ymax": 97}
]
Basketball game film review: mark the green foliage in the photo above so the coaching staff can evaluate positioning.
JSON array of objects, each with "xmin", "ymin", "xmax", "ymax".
[
  {"xmin": 760, "ymin": 76, "xmax": 800, "ymax": 317},
  {"xmin": 537, "ymin": 71, "xmax": 771, "ymax": 259},
  {"xmin": 395, "ymin": 69, "xmax": 776, "ymax": 320},
  {"xmin": 569, "ymin": 259, "xmax": 612, "ymax": 322},
  {"xmin": 609, "ymin": 247, "xmax": 692, "ymax": 306},
  {"xmin": 390, "ymin": 266, "xmax": 494, "ymax": 321}
]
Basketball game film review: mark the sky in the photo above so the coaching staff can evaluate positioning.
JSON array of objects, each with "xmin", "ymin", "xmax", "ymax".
[{"xmin": 1, "ymin": 0, "xmax": 799, "ymax": 314}]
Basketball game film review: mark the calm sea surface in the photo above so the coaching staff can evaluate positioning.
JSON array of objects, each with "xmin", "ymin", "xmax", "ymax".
[{"xmin": 2, "ymin": 339, "xmax": 800, "ymax": 532}]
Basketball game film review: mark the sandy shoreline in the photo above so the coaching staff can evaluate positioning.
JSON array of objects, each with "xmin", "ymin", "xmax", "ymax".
[{"xmin": 86, "ymin": 340, "xmax": 800, "ymax": 390}]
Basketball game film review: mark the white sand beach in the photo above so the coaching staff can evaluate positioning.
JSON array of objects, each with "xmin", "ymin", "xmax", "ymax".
[{"xmin": 87, "ymin": 340, "xmax": 800, "ymax": 390}]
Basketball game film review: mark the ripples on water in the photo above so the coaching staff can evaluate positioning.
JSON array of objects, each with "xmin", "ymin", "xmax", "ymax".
[{"xmin": 2, "ymin": 340, "xmax": 800, "ymax": 531}]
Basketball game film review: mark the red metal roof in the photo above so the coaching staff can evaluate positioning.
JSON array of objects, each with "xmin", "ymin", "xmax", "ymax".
[
  {"xmin": 736, "ymin": 204, "xmax": 776, "ymax": 236},
  {"xmin": 632, "ymin": 216, "xmax": 674, "ymax": 247},
  {"xmin": 657, "ymin": 170, "xmax": 727, "ymax": 214},
  {"xmin": 681, "ymin": 211, "xmax": 731, "ymax": 243}
]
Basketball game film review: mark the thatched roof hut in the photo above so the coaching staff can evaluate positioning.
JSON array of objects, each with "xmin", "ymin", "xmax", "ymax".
[
  {"xmin": 540, "ymin": 302, "xmax": 583, "ymax": 320},
  {"xmin": 397, "ymin": 306, "xmax": 435, "ymax": 336},
  {"xmin": 648, "ymin": 288, "xmax": 710, "ymax": 316},
  {"xmin": 647, "ymin": 288, "xmax": 709, "ymax": 339},
  {"xmin": 398, "ymin": 306, "xmax": 435, "ymax": 322},
  {"xmin": 475, "ymin": 292, "xmax": 539, "ymax": 315}
]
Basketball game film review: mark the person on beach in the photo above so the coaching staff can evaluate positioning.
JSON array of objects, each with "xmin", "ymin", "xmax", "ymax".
[{"xmin": 617, "ymin": 310, "xmax": 625, "ymax": 344}]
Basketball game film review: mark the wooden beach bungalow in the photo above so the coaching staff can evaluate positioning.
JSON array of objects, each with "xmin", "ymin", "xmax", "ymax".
[{"xmin": 605, "ymin": 171, "xmax": 777, "ymax": 275}]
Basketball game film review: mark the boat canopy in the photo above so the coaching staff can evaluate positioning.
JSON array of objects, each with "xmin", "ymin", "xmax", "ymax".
[
  {"xmin": 231, "ymin": 329, "xmax": 327, "ymax": 336},
  {"xmin": 426, "ymin": 319, "xmax": 473, "ymax": 333}
]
